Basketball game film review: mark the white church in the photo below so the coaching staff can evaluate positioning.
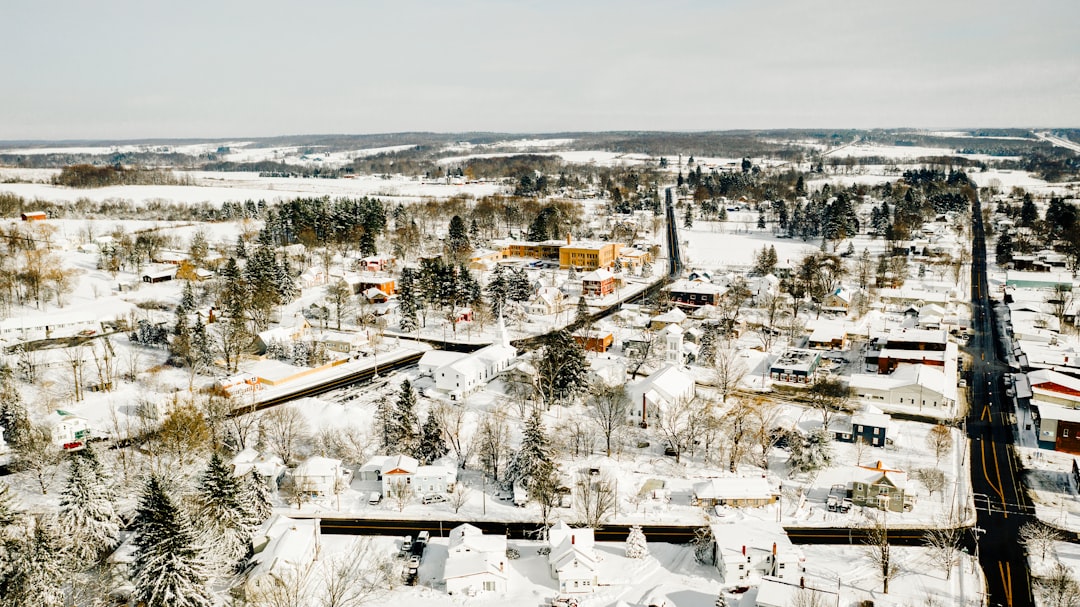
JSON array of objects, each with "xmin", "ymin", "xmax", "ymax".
[{"xmin": 419, "ymin": 320, "xmax": 517, "ymax": 401}]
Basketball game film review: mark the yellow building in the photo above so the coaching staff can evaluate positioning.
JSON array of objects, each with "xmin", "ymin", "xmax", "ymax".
[{"xmin": 559, "ymin": 241, "xmax": 622, "ymax": 270}]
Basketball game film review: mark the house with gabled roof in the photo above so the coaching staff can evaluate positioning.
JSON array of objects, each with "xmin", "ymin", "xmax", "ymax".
[
  {"xmin": 847, "ymin": 460, "xmax": 912, "ymax": 512},
  {"xmin": 359, "ymin": 454, "xmax": 457, "ymax": 498},
  {"xmin": 547, "ymin": 521, "xmax": 598, "ymax": 594},
  {"xmin": 443, "ymin": 523, "xmax": 508, "ymax": 596},
  {"xmin": 626, "ymin": 364, "xmax": 696, "ymax": 424},
  {"xmin": 710, "ymin": 519, "xmax": 804, "ymax": 586},
  {"xmin": 246, "ymin": 515, "xmax": 317, "ymax": 594}
]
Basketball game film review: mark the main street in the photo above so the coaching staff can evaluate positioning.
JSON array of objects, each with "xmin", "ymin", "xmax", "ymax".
[{"xmin": 967, "ymin": 192, "xmax": 1036, "ymax": 607}]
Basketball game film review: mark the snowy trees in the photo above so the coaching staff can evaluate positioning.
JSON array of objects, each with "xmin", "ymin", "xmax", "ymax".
[
  {"xmin": 397, "ymin": 267, "xmax": 419, "ymax": 333},
  {"xmin": 788, "ymin": 428, "xmax": 833, "ymax": 475},
  {"xmin": 861, "ymin": 514, "xmax": 897, "ymax": 594},
  {"xmin": 0, "ymin": 482, "xmax": 18, "ymax": 528},
  {"xmin": 319, "ymin": 538, "xmax": 394, "ymax": 607},
  {"xmin": 1037, "ymin": 561, "xmax": 1080, "ymax": 607},
  {"xmin": 1021, "ymin": 521, "xmax": 1065, "ymax": 562},
  {"xmin": 58, "ymin": 446, "xmax": 120, "ymax": 562},
  {"xmin": 926, "ymin": 424, "xmax": 954, "ymax": 465},
  {"xmin": 13, "ymin": 423, "xmax": 63, "ymax": 494},
  {"xmin": 586, "ymin": 382, "xmax": 631, "ymax": 458},
  {"xmin": 377, "ymin": 380, "xmax": 420, "ymax": 456},
  {"xmin": 507, "ymin": 411, "xmax": 555, "ymax": 491},
  {"xmin": 692, "ymin": 525, "xmax": 715, "ymax": 565},
  {"xmin": 131, "ymin": 475, "xmax": 215, "ymax": 607},
  {"xmin": 261, "ymin": 406, "xmax": 309, "ymax": 466},
  {"xmin": 193, "ymin": 453, "xmax": 259, "ymax": 573},
  {"xmin": 624, "ymin": 525, "xmax": 648, "ymax": 559},
  {"xmin": 0, "ymin": 367, "xmax": 30, "ymax": 449},
  {"xmin": 712, "ymin": 339, "xmax": 747, "ymax": 402},
  {"xmin": 0, "ymin": 516, "xmax": 68, "ymax": 607},
  {"xmin": 475, "ymin": 407, "xmax": 512, "ymax": 483},
  {"xmin": 325, "ymin": 279, "xmax": 353, "ymax": 330},
  {"xmin": 808, "ymin": 378, "xmax": 852, "ymax": 427},
  {"xmin": 416, "ymin": 412, "xmax": 448, "ymax": 465},
  {"xmin": 574, "ymin": 470, "xmax": 616, "ymax": 528},
  {"xmin": 913, "ymin": 468, "xmax": 946, "ymax": 499},
  {"xmin": 923, "ymin": 518, "xmax": 963, "ymax": 581},
  {"xmin": 535, "ymin": 330, "xmax": 588, "ymax": 407}
]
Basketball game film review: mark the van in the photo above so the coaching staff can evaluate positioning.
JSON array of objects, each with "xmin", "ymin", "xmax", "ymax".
[
  {"xmin": 417, "ymin": 531, "xmax": 430, "ymax": 544},
  {"xmin": 368, "ymin": 492, "xmax": 381, "ymax": 505}
]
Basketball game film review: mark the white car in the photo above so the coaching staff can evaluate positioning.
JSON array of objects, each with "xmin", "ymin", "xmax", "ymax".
[{"xmin": 422, "ymin": 494, "xmax": 447, "ymax": 505}]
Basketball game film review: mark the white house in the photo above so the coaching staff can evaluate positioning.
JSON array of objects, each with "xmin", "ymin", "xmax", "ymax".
[
  {"xmin": 755, "ymin": 577, "xmax": 836, "ymax": 607},
  {"xmin": 660, "ymin": 324, "xmax": 684, "ymax": 364},
  {"xmin": 626, "ymin": 364, "xmax": 696, "ymax": 424},
  {"xmin": 547, "ymin": 521, "xmax": 598, "ymax": 594},
  {"xmin": 443, "ymin": 523, "xmax": 509, "ymax": 596},
  {"xmin": 47, "ymin": 410, "xmax": 92, "ymax": 450},
  {"xmin": 711, "ymin": 519, "xmax": 804, "ymax": 586},
  {"xmin": 849, "ymin": 363, "xmax": 957, "ymax": 413},
  {"xmin": 359, "ymin": 454, "xmax": 457, "ymax": 497},
  {"xmin": 230, "ymin": 447, "xmax": 287, "ymax": 488},
  {"xmin": 246, "ymin": 515, "xmax": 318, "ymax": 593},
  {"xmin": 527, "ymin": 287, "xmax": 566, "ymax": 316},
  {"xmin": 692, "ymin": 477, "xmax": 778, "ymax": 509},
  {"xmin": 432, "ymin": 321, "xmax": 516, "ymax": 400},
  {"xmin": 291, "ymin": 456, "xmax": 348, "ymax": 496}
]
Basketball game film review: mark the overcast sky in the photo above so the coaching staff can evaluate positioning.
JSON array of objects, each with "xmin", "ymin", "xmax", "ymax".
[{"xmin": 2, "ymin": 0, "xmax": 1078, "ymax": 140}]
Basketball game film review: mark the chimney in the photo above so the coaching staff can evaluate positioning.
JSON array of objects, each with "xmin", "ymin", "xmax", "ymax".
[
  {"xmin": 772, "ymin": 542, "xmax": 777, "ymax": 556},
  {"xmin": 741, "ymin": 545, "xmax": 746, "ymax": 556},
  {"xmin": 567, "ymin": 233, "xmax": 572, "ymax": 245},
  {"xmin": 571, "ymin": 535, "xmax": 575, "ymax": 545},
  {"xmin": 800, "ymin": 576, "xmax": 805, "ymax": 588}
]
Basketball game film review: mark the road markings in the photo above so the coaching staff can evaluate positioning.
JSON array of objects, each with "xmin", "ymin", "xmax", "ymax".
[
  {"xmin": 979, "ymin": 440, "xmax": 1007, "ymax": 515},
  {"xmin": 998, "ymin": 561, "xmax": 1013, "ymax": 606}
]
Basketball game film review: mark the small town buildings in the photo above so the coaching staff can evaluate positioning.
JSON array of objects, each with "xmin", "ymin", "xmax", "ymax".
[
  {"xmin": 581, "ymin": 269, "xmax": 615, "ymax": 297},
  {"xmin": 769, "ymin": 349, "xmax": 821, "ymax": 385},
  {"xmin": 443, "ymin": 524, "xmax": 509, "ymax": 596},
  {"xmin": 574, "ymin": 330, "xmax": 614, "ymax": 353},
  {"xmin": 822, "ymin": 287, "xmax": 854, "ymax": 312},
  {"xmin": 20, "ymin": 211, "xmax": 47, "ymax": 221},
  {"xmin": 246, "ymin": 515, "xmax": 318, "ymax": 594},
  {"xmin": 865, "ymin": 328, "xmax": 955, "ymax": 373},
  {"xmin": 807, "ymin": 324, "xmax": 846, "ymax": 350},
  {"xmin": 299, "ymin": 266, "xmax": 326, "ymax": 288},
  {"xmin": 710, "ymin": 520, "xmax": 804, "ymax": 586},
  {"xmin": 1029, "ymin": 368, "xmax": 1080, "ymax": 453},
  {"xmin": 359, "ymin": 454, "xmax": 457, "ymax": 497},
  {"xmin": 230, "ymin": 447, "xmax": 286, "ymax": 488},
  {"xmin": 141, "ymin": 265, "xmax": 177, "ymax": 284},
  {"xmin": 848, "ymin": 363, "xmax": 957, "ymax": 413},
  {"xmin": 661, "ymin": 324, "xmax": 684, "ymax": 364},
  {"xmin": 249, "ymin": 358, "xmax": 344, "ymax": 387},
  {"xmin": 47, "ymin": 410, "xmax": 91, "ymax": 450},
  {"xmin": 626, "ymin": 364, "xmax": 696, "ymax": 424},
  {"xmin": 291, "ymin": 456, "xmax": 348, "ymax": 495},
  {"xmin": 558, "ymin": 240, "xmax": 622, "ymax": 270},
  {"xmin": 648, "ymin": 307, "xmax": 687, "ymax": 330},
  {"xmin": 692, "ymin": 477, "xmax": 778, "ymax": 509},
  {"xmin": 667, "ymin": 279, "xmax": 728, "ymax": 310},
  {"xmin": 830, "ymin": 406, "xmax": 893, "ymax": 447},
  {"xmin": 215, "ymin": 372, "xmax": 261, "ymax": 398},
  {"xmin": 547, "ymin": 521, "xmax": 598, "ymax": 594},
  {"xmin": 432, "ymin": 329, "xmax": 517, "ymax": 399},
  {"xmin": 356, "ymin": 276, "xmax": 396, "ymax": 295},
  {"xmin": 528, "ymin": 287, "xmax": 567, "ymax": 315},
  {"xmin": 358, "ymin": 254, "xmax": 395, "ymax": 273},
  {"xmin": 847, "ymin": 461, "xmax": 911, "ymax": 512}
]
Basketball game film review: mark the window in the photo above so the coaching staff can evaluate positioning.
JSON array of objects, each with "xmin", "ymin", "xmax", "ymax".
[
  {"xmin": 1065, "ymin": 429, "xmax": 1071, "ymax": 438},
  {"xmin": 483, "ymin": 581, "xmax": 495, "ymax": 592}
]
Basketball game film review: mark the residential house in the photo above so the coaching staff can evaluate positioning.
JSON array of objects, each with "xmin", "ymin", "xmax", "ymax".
[
  {"xmin": 755, "ymin": 577, "xmax": 837, "ymax": 607},
  {"xmin": 692, "ymin": 477, "xmax": 777, "ymax": 509},
  {"xmin": 356, "ymin": 276, "xmax": 396, "ymax": 295},
  {"xmin": 291, "ymin": 455, "xmax": 349, "ymax": 496},
  {"xmin": 626, "ymin": 364, "xmax": 696, "ymax": 424},
  {"xmin": 648, "ymin": 307, "xmax": 687, "ymax": 330},
  {"xmin": 822, "ymin": 287, "xmax": 853, "ymax": 312},
  {"xmin": 769, "ymin": 349, "xmax": 821, "ymax": 385},
  {"xmin": 527, "ymin": 287, "xmax": 566, "ymax": 316},
  {"xmin": 432, "ymin": 323, "xmax": 517, "ymax": 400},
  {"xmin": 581, "ymin": 269, "xmax": 615, "ymax": 297},
  {"xmin": 547, "ymin": 521, "xmax": 598, "ymax": 594},
  {"xmin": 359, "ymin": 454, "xmax": 457, "ymax": 498},
  {"xmin": 574, "ymin": 330, "xmax": 614, "ymax": 353},
  {"xmin": 358, "ymin": 254, "xmax": 395, "ymax": 273},
  {"xmin": 299, "ymin": 266, "xmax": 326, "ymax": 288},
  {"xmin": 710, "ymin": 520, "xmax": 804, "ymax": 586},
  {"xmin": 311, "ymin": 329, "xmax": 367, "ymax": 355},
  {"xmin": 361, "ymin": 287, "xmax": 390, "ymax": 304},
  {"xmin": 141, "ymin": 265, "xmax": 177, "ymax": 284},
  {"xmin": 47, "ymin": 410, "xmax": 92, "ymax": 451},
  {"xmin": 661, "ymin": 324, "xmax": 684, "ymax": 364},
  {"xmin": 865, "ymin": 328, "xmax": 954, "ymax": 374},
  {"xmin": 847, "ymin": 460, "xmax": 912, "ymax": 512},
  {"xmin": 667, "ymin": 279, "xmax": 727, "ymax": 310},
  {"xmin": 230, "ymin": 447, "xmax": 286, "ymax": 488},
  {"xmin": 807, "ymin": 323, "xmax": 846, "ymax": 350},
  {"xmin": 1029, "ymin": 369, "xmax": 1080, "ymax": 453},
  {"xmin": 246, "ymin": 515, "xmax": 318, "ymax": 594},
  {"xmin": 830, "ymin": 406, "xmax": 893, "ymax": 447},
  {"xmin": 443, "ymin": 524, "xmax": 509, "ymax": 596},
  {"xmin": 848, "ymin": 363, "xmax": 957, "ymax": 413}
]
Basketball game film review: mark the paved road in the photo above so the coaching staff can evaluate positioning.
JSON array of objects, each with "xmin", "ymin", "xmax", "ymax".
[{"xmin": 967, "ymin": 191, "xmax": 1036, "ymax": 607}]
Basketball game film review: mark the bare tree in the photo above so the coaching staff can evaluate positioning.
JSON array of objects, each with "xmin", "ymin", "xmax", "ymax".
[
  {"xmin": 156, "ymin": 401, "xmax": 211, "ymax": 464},
  {"xmin": 432, "ymin": 402, "xmax": 470, "ymax": 468},
  {"xmin": 722, "ymin": 400, "xmax": 754, "ymax": 473},
  {"xmin": 320, "ymin": 537, "xmax": 393, "ymax": 607},
  {"xmin": 225, "ymin": 398, "xmax": 261, "ymax": 452},
  {"xmin": 87, "ymin": 338, "xmax": 117, "ymax": 393},
  {"xmin": 1037, "ymin": 561, "xmax": 1080, "ymax": 607},
  {"xmin": 447, "ymin": 482, "xmax": 471, "ymax": 514},
  {"xmin": 1047, "ymin": 284, "xmax": 1073, "ymax": 330},
  {"xmin": 261, "ymin": 406, "xmax": 310, "ymax": 465},
  {"xmin": 712, "ymin": 340, "xmax": 748, "ymax": 402},
  {"xmin": 387, "ymin": 480, "xmax": 415, "ymax": 512},
  {"xmin": 747, "ymin": 397, "xmax": 782, "ymax": 470},
  {"xmin": 574, "ymin": 470, "xmax": 616, "ymax": 527},
  {"xmin": 313, "ymin": 424, "xmax": 371, "ymax": 467},
  {"xmin": 13, "ymin": 424, "xmax": 63, "ymax": 494},
  {"xmin": 586, "ymin": 382, "xmax": 631, "ymax": 457},
  {"xmin": 861, "ymin": 513, "xmax": 898, "ymax": 594},
  {"xmin": 247, "ymin": 559, "xmax": 314, "ymax": 607},
  {"xmin": 853, "ymin": 436, "xmax": 870, "ymax": 466},
  {"xmin": 325, "ymin": 279, "xmax": 353, "ymax": 330},
  {"xmin": 63, "ymin": 345, "xmax": 88, "ymax": 403},
  {"xmin": 791, "ymin": 588, "xmax": 831, "ymax": 607},
  {"xmin": 625, "ymin": 330, "xmax": 662, "ymax": 379},
  {"xmin": 808, "ymin": 378, "xmax": 852, "ymax": 428},
  {"xmin": 923, "ymin": 517, "xmax": 963, "ymax": 580},
  {"xmin": 914, "ymin": 468, "xmax": 946, "ymax": 500},
  {"xmin": 1021, "ymin": 521, "xmax": 1065, "ymax": 563},
  {"xmin": 653, "ymin": 396, "xmax": 700, "ymax": 464},
  {"xmin": 474, "ymin": 406, "xmax": 511, "ymax": 482},
  {"xmin": 926, "ymin": 424, "xmax": 954, "ymax": 465}
]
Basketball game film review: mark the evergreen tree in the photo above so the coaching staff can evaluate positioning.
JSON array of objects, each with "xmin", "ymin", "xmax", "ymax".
[
  {"xmin": 508, "ymin": 268, "xmax": 532, "ymax": 302},
  {"xmin": 193, "ymin": 452, "xmax": 252, "ymax": 571},
  {"xmin": 131, "ymin": 475, "xmax": 215, "ymax": 607},
  {"xmin": 789, "ymin": 428, "xmax": 834, "ymax": 474},
  {"xmin": 417, "ymin": 413, "xmax": 448, "ymax": 465},
  {"xmin": 393, "ymin": 380, "xmax": 420, "ymax": 454},
  {"xmin": 238, "ymin": 470, "xmax": 273, "ymax": 525},
  {"xmin": 398, "ymin": 267, "xmax": 420, "ymax": 332},
  {"xmin": 447, "ymin": 215, "xmax": 471, "ymax": 257},
  {"xmin": 0, "ymin": 517, "xmax": 68, "ymax": 607},
  {"xmin": 527, "ymin": 212, "xmax": 549, "ymax": 241},
  {"xmin": 757, "ymin": 209, "xmax": 766, "ymax": 229},
  {"xmin": 1020, "ymin": 193, "xmax": 1038, "ymax": 227},
  {"xmin": 625, "ymin": 525, "xmax": 648, "ymax": 558},
  {"xmin": 567, "ymin": 265, "xmax": 577, "ymax": 281},
  {"xmin": 575, "ymin": 296, "xmax": 590, "ymax": 325},
  {"xmin": 169, "ymin": 311, "xmax": 192, "ymax": 365},
  {"xmin": 535, "ymin": 330, "xmax": 588, "ymax": 406},
  {"xmin": 58, "ymin": 450, "xmax": 120, "ymax": 562},
  {"xmin": 190, "ymin": 317, "xmax": 214, "ymax": 370},
  {"xmin": 507, "ymin": 411, "xmax": 554, "ymax": 488},
  {"xmin": 0, "ymin": 367, "xmax": 30, "ymax": 448},
  {"xmin": 486, "ymin": 265, "xmax": 509, "ymax": 316},
  {"xmin": 233, "ymin": 236, "xmax": 247, "ymax": 259},
  {"xmin": 641, "ymin": 259, "xmax": 653, "ymax": 277},
  {"xmin": 373, "ymin": 396, "xmax": 394, "ymax": 451},
  {"xmin": 683, "ymin": 205, "xmax": 694, "ymax": 228},
  {"xmin": 0, "ymin": 481, "xmax": 19, "ymax": 528},
  {"xmin": 359, "ymin": 229, "xmax": 377, "ymax": 257},
  {"xmin": 698, "ymin": 324, "xmax": 719, "ymax": 365},
  {"xmin": 179, "ymin": 281, "xmax": 196, "ymax": 314}
]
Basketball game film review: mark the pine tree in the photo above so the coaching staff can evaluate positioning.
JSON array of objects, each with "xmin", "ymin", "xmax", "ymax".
[
  {"xmin": 238, "ymin": 470, "xmax": 273, "ymax": 525},
  {"xmin": 567, "ymin": 265, "xmax": 577, "ymax": 281},
  {"xmin": 0, "ymin": 367, "xmax": 30, "ymax": 448},
  {"xmin": 625, "ymin": 525, "xmax": 648, "ymax": 558},
  {"xmin": 641, "ymin": 259, "xmax": 653, "ymax": 277},
  {"xmin": 58, "ymin": 450, "xmax": 120, "ymax": 562},
  {"xmin": 416, "ymin": 414, "xmax": 448, "ymax": 465},
  {"xmin": 169, "ymin": 311, "xmax": 192, "ymax": 365},
  {"xmin": 575, "ymin": 296, "xmax": 590, "ymax": 325},
  {"xmin": 131, "ymin": 475, "xmax": 215, "ymax": 607},
  {"xmin": 486, "ymin": 265, "xmax": 509, "ymax": 316},
  {"xmin": 698, "ymin": 324, "xmax": 719, "ymax": 365},
  {"xmin": 0, "ymin": 481, "xmax": 19, "ymax": 528},
  {"xmin": 535, "ymin": 330, "xmax": 588, "ymax": 405},
  {"xmin": 179, "ymin": 282, "xmax": 195, "ymax": 314},
  {"xmin": 447, "ymin": 215, "xmax": 471, "ymax": 257},
  {"xmin": 193, "ymin": 452, "xmax": 252, "ymax": 571},
  {"xmin": 393, "ymin": 380, "xmax": 420, "ymax": 454},
  {"xmin": 0, "ymin": 517, "xmax": 68, "ymax": 607},
  {"xmin": 509, "ymin": 268, "xmax": 532, "ymax": 302},
  {"xmin": 683, "ymin": 205, "xmax": 694, "ymax": 228},
  {"xmin": 373, "ymin": 396, "xmax": 394, "ymax": 451},
  {"xmin": 398, "ymin": 267, "xmax": 420, "ymax": 332},
  {"xmin": 507, "ymin": 411, "xmax": 554, "ymax": 489}
]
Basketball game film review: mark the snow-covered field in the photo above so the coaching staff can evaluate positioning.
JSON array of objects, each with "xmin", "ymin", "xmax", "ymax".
[{"xmin": 680, "ymin": 220, "xmax": 819, "ymax": 269}]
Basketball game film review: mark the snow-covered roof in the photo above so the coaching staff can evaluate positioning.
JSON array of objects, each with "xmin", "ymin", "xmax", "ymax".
[
  {"xmin": 652, "ymin": 307, "xmax": 687, "ymax": 325},
  {"xmin": 448, "ymin": 523, "xmax": 507, "ymax": 555},
  {"xmin": 755, "ymin": 577, "xmax": 836, "ymax": 607},
  {"xmin": 627, "ymin": 364, "xmax": 695, "ymax": 405},
  {"xmin": 419, "ymin": 350, "xmax": 467, "ymax": 369},
  {"xmin": 381, "ymin": 454, "xmax": 420, "ymax": 475},
  {"xmin": 1034, "ymin": 400, "xmax": 1080, "ymax": 424},
  {"xmin": 692, "ymin": 477, "xmax": 775, "ymax": 501},
  {"xmin": 1028, "ymin": 368, "xmax": 1080, "ymax": 394},
  {"xmin": 581, "ymin": 268, "xmax": 614, "ymax": 282},
  {"xmin": 294, "ymin": 456, "xmax": 342, "ymax": 478}
]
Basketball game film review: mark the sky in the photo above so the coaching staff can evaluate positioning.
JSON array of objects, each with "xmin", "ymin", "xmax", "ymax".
[{"xmin": 1, "ymin": 0, "xmax": 1078, "ymax": 140}]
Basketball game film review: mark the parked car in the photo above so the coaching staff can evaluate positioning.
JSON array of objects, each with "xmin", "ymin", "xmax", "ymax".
[
  {"xmin": 495, "ymin": 491, "xmax": 513, "ymax": 501},
  {"xmin": 401, "ymin": 536, "xmax": 413, "ymax": 552},
  {"xmin": 417, "ymin": 531, "xmax": 430, "ymax": 544},
  {"xmin": 421, "ymin": 494, "xmax": 447, "ymax": 505},
  {"xmin": 368, "ymin": 492, "xmax": 382, "ymax": 505},
  {"xmin": 407, "ymin": 554, "xmax": 421, "ymax": 569}
]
